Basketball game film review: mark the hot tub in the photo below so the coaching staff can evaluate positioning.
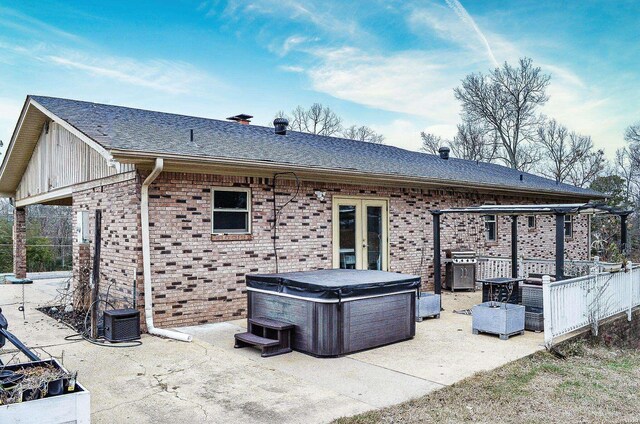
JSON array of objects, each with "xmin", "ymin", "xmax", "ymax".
[{"xmin": 245, "ymin": 269, "xmax": 421, "ymax": 357}]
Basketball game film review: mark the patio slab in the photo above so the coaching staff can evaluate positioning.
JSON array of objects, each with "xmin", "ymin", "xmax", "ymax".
[{"xmin": 1, "ymin": 279, "xmax": 544, "ymax": 423}]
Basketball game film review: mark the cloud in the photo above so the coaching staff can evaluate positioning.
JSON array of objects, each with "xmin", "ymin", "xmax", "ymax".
[
  {"xmin": 443, "ymin": 0, "xmax": 498, "ymax": 67},
  {"xmin": 205, "ymin": 0, "xmax": 369, "ymax": 42},
  {"xmin": 45, "ymin": 53, "xmax": 220, "ymax": 95},
  {"xmin": 279, "ymin": 65, "xmax": 305, "ymax": 73},
  {"xmin": 0, "ymin": 6, "xmax": 90, "ymax": 46},
  {"xmin": 304, "ymin": 46, "xmax": 467, "ymax": 124}
]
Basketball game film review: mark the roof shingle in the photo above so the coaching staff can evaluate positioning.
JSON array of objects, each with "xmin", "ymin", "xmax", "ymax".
[{"xmin": 29, "ymin": 95, "xmax": 601, "ymax": 198}]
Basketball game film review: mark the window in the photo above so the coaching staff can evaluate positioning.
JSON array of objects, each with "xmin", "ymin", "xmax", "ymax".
[
  {"xmin": 564, "ymin": 215, "xmax": 573, "ymax": 238},
  {"xmin": 484, "ymin": 215, "xmax": 497, "ymax": 241},
  {"xmin": 211, "ymin": 187, "xmax": 251, "ymax": 234},
  {"xmin": 527, "ymin": 215, "xmax": 536, "ymax": 229},
  {"xmin": 76, "ymin": 211, "xmax": 90, "ymax": 244}
]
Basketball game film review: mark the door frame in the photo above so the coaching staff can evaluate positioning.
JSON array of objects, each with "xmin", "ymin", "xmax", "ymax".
[{"xmin": 331, "ymin": 196, "xmax": 390, "ymax": 271}]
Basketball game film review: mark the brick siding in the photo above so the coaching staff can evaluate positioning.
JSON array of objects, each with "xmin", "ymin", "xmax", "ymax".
[
  {"xmin": 12, "ymin": 207, "xmax": 26, "ymax": 279},
  {"xmin": 72, "ymin": 174, "xmax": 143, "ymax": 317},
  {"xmin": 71, "ymin": 170, "xmax": 590, "ymax": 329}
]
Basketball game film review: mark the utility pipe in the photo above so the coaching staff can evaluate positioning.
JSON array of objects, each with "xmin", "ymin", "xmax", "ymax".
[{"xmin": 142, "ymin": 158, "xmax": 192, "ymax": 342}]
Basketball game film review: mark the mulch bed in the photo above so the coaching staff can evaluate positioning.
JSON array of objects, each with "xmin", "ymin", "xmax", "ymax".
[{"xmin": 37, "ymin": 306, "xmax": 86, "ymax": 333}]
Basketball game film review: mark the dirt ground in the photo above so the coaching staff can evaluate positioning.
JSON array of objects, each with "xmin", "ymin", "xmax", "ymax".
[{"xmin": 333, "ymin": 340, "xmax": 640, "ymax": 424}]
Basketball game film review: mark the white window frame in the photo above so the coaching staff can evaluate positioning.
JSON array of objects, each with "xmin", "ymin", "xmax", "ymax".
[
  {"xmin": 564, "ymin": 215, "xmax": 573, "ymax": 238},
  {"xmin": 211, "ymin": 187, "xmax": 252, "ymax": 235},
  {"xmin": 484, "ymin": 214, "xmax": 497, "ymax": 242},
  {"xmin": 527, "ymin": 215, "xmax": 536, "ymax": 229}
]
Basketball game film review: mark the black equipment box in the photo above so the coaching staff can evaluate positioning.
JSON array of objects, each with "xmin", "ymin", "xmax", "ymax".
[{"xmin": 103, "ymin": 309, "xmax": 140, "ymax": 342}]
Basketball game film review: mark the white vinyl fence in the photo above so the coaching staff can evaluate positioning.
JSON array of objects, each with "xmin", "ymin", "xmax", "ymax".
[{"xmin": 543, "ymin": 263, "xmax": 640, "ymax": 345}]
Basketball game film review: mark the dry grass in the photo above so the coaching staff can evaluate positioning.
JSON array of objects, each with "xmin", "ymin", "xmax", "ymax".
[{"xmin": 333, "ymin": 341, "xmax": 640, "ymax": 424}]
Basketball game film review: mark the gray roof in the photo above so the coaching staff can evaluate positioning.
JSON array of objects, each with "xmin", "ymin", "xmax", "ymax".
[{"xmin": 30, "ymin": 95, "xmax": 601, "ymax": 198}]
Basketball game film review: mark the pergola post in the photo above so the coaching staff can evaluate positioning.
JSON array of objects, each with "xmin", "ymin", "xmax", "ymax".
[
  {"xmin": 431, "ymin": 211, "xmax": 443, "ymax": 295},
  {"xmin": 555, "ymin": 213, "xmax": 565, "ymax": 280},
  {"xmin": 13, "ymin": 206, "xmax": 27, "ymax": 279},
  {"xmin": 511, "ymin": 215, "xmax": 518, "ymax": 278},
  {"xmin": 620, "ymin": 213, "xmax": 629, "ymax": 255}
]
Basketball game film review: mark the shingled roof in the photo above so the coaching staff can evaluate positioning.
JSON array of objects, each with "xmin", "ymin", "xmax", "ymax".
[{"xmin": 25, "ymin": 95, "xmax": 600, "ymax": 198}]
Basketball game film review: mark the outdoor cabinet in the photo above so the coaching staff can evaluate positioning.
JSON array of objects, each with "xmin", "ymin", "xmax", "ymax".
[{"xmin": 445, "ymin": 263, "xmax": 476, "ymax": 291}]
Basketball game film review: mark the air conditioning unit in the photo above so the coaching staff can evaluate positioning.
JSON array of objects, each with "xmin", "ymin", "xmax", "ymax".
[{"xmin": 103, "ymin": 309, "xmax": 140, "ymax": 342}]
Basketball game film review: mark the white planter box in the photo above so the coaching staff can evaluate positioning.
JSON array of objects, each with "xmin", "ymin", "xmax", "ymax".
[
  {"xmin": 472, "ymin": 302, "xmax": 525, "ymax": 340},
  {"xmin": 416, "ymin": 293, "xmax": 441, "ymax": 321},
  {"xmin": 0, "ymin": 359, "xmax": 90, "ymax": 424}
]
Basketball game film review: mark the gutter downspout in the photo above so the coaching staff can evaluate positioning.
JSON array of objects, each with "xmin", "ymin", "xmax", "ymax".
[{"xmin": 142, "ymin": 158, "xmax": 192, "ymax": 342}]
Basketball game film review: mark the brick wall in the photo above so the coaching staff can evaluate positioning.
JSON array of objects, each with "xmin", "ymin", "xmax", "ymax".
[
  {"xmin": 142, "ymin": 171, "xmax": 590, "ymax": 328},
  {"xmin": 72, "ymin": 173, "xmax": 143, "ymax": 316},
  {"xmin": 12, "ymin": 207, "xmax": 26, "ymax": 279}
]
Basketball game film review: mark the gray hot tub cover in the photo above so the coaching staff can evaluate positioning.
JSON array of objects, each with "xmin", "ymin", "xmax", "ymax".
[{"xmin": 246, "ymin": 269, "xmax": 421, "ymax": 300}]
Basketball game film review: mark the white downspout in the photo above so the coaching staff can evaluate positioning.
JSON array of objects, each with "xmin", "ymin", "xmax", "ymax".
[{"xmin": 142, "ymin": 158, "xmax": 192, "ymax": 342}]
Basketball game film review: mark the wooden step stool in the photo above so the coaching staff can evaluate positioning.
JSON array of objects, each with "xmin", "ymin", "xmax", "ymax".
[{"xmin": 234, "ymin": 317, "xmax": 294, "ymax": 357}]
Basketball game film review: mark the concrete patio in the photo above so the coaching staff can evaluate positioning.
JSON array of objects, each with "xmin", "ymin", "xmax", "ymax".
[{"xmin": 1, "ymin": 278, "xmax": 544, "ymax": 423}]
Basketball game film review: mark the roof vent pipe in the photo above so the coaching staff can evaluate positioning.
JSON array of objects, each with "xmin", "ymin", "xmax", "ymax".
[
  {"xmin": 438, "ymin": 146, "xmax": 450, "ymax": 160},
  {"xmin": 274, "ymin": 118, "xmax": 289, "ymax": 135}
]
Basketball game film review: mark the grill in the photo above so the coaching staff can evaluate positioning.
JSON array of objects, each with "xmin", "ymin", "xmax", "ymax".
[
  {"xmin": 444, "ymin": 249, "xmax": 477, "ymax": 291},
  {"xmin": 103, "ymin": 309, "xmax": 141, "ymax": 342}
]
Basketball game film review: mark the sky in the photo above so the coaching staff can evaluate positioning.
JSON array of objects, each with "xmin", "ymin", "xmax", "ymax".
[{"xmin": 0, "ymin": 0, "xmax": 638, "ymax": 158}]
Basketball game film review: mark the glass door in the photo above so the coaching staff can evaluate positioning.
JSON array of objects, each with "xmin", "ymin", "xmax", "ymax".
[{"xmin": 333, "ymin": 197, "xmax": 388, "ymax": 271}]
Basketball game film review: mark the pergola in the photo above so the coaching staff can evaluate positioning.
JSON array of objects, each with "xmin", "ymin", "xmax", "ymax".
[{"xmin": 430, "ymin": 203, "xmax": 633, "ymax": 294}]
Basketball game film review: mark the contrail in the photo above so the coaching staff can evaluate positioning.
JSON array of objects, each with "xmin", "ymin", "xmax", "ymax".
[{"xmin": 444, "ymin": 0, "xmax": 499, "ymax": 67}]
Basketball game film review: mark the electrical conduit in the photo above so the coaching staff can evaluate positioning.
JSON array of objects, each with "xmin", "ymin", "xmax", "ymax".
[{"xmin": 142, "ymin": 158, "xmax": 192, "ymax": 342}]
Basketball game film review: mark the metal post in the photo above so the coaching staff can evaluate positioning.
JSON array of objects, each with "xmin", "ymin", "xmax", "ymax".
[
  {"xmin": 555, "ymin": 213, "xmax": 565, "ymax": 281},
  {"xmin": 511, "ymin": 215, "xmax": 518, "ymax": 278},
  {"xmin": 431, "ymin": 211, "xmax": 442, "ymax": 295},
  {"xmin": 628, "ymin": 261, "xmax": 633, "ymax": 322},
  {"xmin": 620, "ymin": 214, "xmax": 628, "ymax": 256},
  {"xmin": 542, "ymin": 274, "xmax": 552, "ymax": 346}
]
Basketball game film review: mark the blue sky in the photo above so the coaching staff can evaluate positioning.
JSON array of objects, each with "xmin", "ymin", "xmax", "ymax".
[{"xmin": 0, "ymin": 1, "xmax": 638, "ymax": 157}]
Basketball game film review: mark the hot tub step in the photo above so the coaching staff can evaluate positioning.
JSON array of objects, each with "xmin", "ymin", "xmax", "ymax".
[
  {"xmin": 234, "ymin": 332, "xmax": 292, "ymax": 357},
  {"xmin": 249, "ymin": 317, "xmax": 294, "ymax": 331}
]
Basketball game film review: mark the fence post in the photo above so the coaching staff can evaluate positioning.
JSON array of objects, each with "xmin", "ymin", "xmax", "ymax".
[
  {"xmin": 628, "ymin": 261, "xmax": 633, "ymax": 322},
  {"xmin": 518, "ymin": 256, "xmax": 525, "ymax": 279},
  {"xmin": 542, "ymin": 274, "xmax": 552, "ymax": 346},
  {"xmin": 593, "ymin": 255, "xmax": 600, "ymax": 273}
]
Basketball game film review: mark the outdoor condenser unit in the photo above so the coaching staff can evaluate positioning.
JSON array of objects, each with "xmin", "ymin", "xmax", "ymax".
[{"xmin": 103, "ymin": 309, "xmax": 141, "ymax": 342}]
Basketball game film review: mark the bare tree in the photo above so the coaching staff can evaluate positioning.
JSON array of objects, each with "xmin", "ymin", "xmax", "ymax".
[
  {"xmin": 615, "ymin": 148, "xmax": 638, "ymax": 201},
  {"xmin": 625, "ymin": 122, "xmax": 640, "ymax": 144},
  {"xmin": 454, "ymin": 57, "xmax": 550, "ymax": 170},
  {"xmin": 420, "ymin": 132, "xmax": 443, "ymax": 154},
  {"xmin": 537, "ymin": 119, "xmax": 600, "ymax": 184},
  {"xmin": 274, "ymin": 104, "xmax": 386, "ymax": 142},
  {"xmin": 566, "ymin": 147, "xmax": 605, "ymax": 189},
  {"xmin": 342, "ymin": 125, "xmax": 385, "ymax": 144},
  {"xmin": 450, "ymin": 121, "xmax": 498, "ymax": 162},
  {"xmin": 288, "ymin": 103, "xmax": 343, "ymax": 136}
]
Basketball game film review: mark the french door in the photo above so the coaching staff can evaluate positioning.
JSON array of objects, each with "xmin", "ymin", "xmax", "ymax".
[{"xmin": 332, "ymin": 197, "xmax": 389, "ymax": 271}]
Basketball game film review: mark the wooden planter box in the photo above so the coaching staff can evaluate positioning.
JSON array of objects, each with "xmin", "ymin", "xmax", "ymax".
[
  {"xmin": 0, "ymin": 359, "xmax": 90, "ymax": 424},
  {"xmin": 415, "ymin": 293, "xmax": 441, "ymax": 321},
  {"xmin": 472, "ymin": 302, "xmax": 525, "ymax": 340}
]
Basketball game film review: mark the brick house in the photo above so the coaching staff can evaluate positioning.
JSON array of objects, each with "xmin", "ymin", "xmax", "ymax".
[{"xmin": 0, "ymin": 96, "xmax": 601, "ymax": 333}]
